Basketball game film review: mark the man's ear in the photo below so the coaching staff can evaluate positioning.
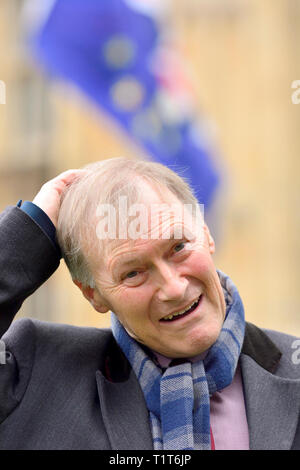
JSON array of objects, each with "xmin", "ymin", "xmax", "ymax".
[
  {"xmin": 203, "ymin": 224, "xmax": 215, "ymax": 254},
  {"xmin": 73, "ymin": 280, "xmax": 110, "ymax": 313}
]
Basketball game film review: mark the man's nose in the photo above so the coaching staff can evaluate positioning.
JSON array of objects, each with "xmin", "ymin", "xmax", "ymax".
[{"xmin": 156, "ymin": 263, "xmax": 188, "ymax": 302}]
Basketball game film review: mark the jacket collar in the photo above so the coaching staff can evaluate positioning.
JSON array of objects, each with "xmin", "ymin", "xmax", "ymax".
[
  {"xmin": 241, "ymin": 322, "xmax": 282, "ymax": 372},
  {"xmin": 99, "ymin": 322, "xmax": 283, "ymax": 382},
  {"xmin": 96, "ymin": 334, "xmax": 153, "ymax": 450}
]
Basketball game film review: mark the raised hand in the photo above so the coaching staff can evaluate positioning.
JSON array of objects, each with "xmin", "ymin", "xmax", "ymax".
[{"xmin": 32, "ymin": 169, "xmax": 87, "ymax": 228}]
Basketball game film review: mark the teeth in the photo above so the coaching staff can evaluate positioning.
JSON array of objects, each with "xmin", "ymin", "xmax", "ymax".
[{"xmin": 162, "ymin": 298, "xmax": 199, "ymax": 321}]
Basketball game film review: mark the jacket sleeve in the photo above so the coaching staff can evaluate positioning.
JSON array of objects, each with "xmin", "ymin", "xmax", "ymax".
[
  {"xmin": 0, "ymin": 205, "xmax": 61, "ymax": 338},
  {"xmin": 0, "ymin": 206, "xmax": 61, "ymax": 424}
]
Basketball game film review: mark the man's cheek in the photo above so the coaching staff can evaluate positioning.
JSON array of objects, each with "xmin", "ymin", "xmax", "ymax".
[{"xmin": 188, "ymin": 254, "xmax": 212, "ymax": 277}]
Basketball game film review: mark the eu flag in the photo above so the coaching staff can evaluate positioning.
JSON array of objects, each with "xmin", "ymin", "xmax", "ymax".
[{"xmin": 31, "ymin": 0, "xmax": 220, "ymax": 208}]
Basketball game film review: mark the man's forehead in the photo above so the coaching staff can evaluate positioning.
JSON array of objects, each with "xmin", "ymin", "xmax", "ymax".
[{"xmin": 96, "ymin": 197, "xmax": 203, "ymax": 239}]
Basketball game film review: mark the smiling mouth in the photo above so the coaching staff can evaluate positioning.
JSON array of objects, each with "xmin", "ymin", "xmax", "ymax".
[{"xmin": 160, "ymin": 295, "xmax": 202, "ymax": 322}]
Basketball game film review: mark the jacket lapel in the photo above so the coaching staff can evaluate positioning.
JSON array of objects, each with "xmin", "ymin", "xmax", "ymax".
[
  {"xmin": 95, "ymin": 335, "xmax": 153, "ymax": 450},
  {"xmin": 96, "ymin": 369, "xmax": 153, "ymax": 450},
  {"xmin": 240, "ymin": 324, "xmax": 300, "ymax": 450},
  {"xmin": 240, "ymin": 354, "xmax": 300, "ymax": 449}
]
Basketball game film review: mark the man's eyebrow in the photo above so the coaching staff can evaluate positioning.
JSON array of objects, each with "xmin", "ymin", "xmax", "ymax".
[
  {"xmin": 111, "ymin": 256, "xmax": 145, "ymax": 272},
  {"xmin": 160, "ymin": 227, "xmax": 194, "ymax": 241},
  {"xmin": 111, "ymin": 236, "xmax": 187, "ymax": 269},
  {"xmin": 168, "ymin": 231, "xmax": 185, "ymax": 240}
]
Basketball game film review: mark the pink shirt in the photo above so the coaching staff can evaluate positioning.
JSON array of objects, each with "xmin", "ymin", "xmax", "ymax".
[{"xmin": 154, "ymin": 353, "xmax": 249, "ymax": 450}]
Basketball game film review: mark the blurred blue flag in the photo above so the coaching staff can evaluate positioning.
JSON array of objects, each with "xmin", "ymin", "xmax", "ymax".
[{"xmin": 31, "ymin": 0, "xmax": 220, "ymax": 208}]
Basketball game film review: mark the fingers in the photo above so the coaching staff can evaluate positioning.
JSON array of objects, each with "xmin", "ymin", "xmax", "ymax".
[
  {"xmin": 41, "ymin": 169, "xmax": 89, "ymax": 197},
  {"xmin": 49, "ymin": 169, "xmax": 88, "ymax": 187},
  {"xmin": 55, "ymin": 168, "xmax": 88, "ymax": 182},
  {"xmin": 32, "ymin": 169, "xmax": 89, "ymax": 227}
]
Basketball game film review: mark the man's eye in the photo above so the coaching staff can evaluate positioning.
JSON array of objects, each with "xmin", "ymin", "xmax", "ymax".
[
  {"xmin": 174, "ymin": 242, "xmax": 186, "ymax": 253},
  {"xmin": 123, "ymin": 270, "xmax": 146, "ymax": 286},
  {"xmin": 126, "ymin": 271, "xmax": 139, "ymax": 279}
]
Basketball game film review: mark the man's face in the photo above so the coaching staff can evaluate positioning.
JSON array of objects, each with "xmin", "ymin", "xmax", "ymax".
[{"xmin": 89, "ymin": 184, "xmax": 226, "ymax": 358}]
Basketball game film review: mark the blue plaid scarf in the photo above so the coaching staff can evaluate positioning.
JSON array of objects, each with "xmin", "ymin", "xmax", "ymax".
[{"xmin": 111, "ymin": 271, "xmax": 245, "ymax": 450}]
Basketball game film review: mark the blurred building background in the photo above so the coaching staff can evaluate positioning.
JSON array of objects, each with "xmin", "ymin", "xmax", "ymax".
[{"xmin": 0, "ymin": 0, "xmax": 299, "ymax": 336}]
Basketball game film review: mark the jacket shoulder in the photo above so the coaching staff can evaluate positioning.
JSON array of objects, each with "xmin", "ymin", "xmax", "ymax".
[
  {"xmin": 0, "ymin": 317, "xmax": 114, "ymax": 421},
  {"xmin": 2, "ymin": 317, "xmax": 113, "ymax": 372},
  {"xmin": 0, "ymin": 317, "xmax": 115, "ymax": 425},
  {"xmin": 5, "ymin": 314, "xmax": 112, "ymax": 343}
]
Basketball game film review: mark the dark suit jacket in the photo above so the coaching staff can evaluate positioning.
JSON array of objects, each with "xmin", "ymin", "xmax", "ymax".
[{"xmin": 0, "ymin": 206, "xmax": 300, "ymax": 450}]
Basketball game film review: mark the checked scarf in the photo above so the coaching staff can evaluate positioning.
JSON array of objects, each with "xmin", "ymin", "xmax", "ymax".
[{"xmin": 111, "ymin": 271, "xmax": 245, "ymax": 450}]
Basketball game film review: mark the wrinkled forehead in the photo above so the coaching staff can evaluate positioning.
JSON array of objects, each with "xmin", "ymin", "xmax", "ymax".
[
  {"xmin": 97, "ymin": 199, "xmax": 204, "ymax": 261},
  {"xmin": 85, "ymin": 182, "xmax": 204, "ymax": 268}
]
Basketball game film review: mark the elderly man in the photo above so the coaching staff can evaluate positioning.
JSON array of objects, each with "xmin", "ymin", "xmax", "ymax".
[{"xmin": 0, "ymin": 158, "xmax": 299, "ymax": 450}]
